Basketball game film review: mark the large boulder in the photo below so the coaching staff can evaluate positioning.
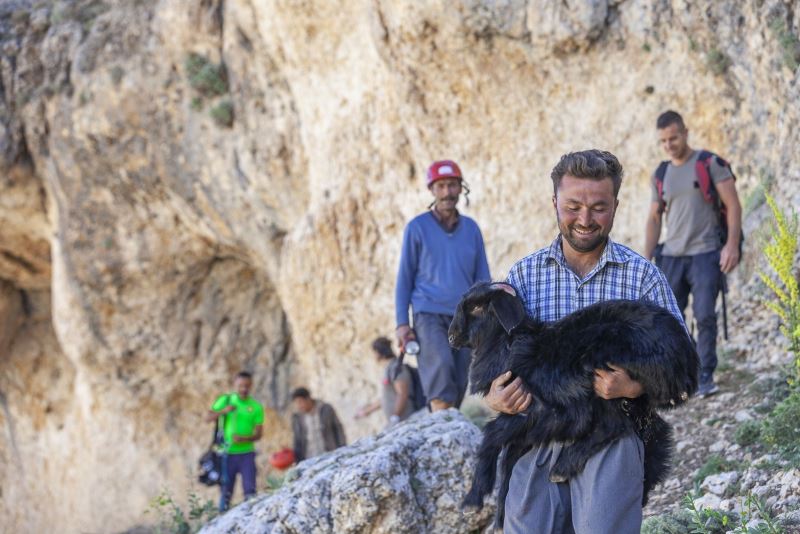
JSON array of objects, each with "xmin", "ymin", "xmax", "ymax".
[{"xmin": 200, "ymin": 410, "xmax": 495, "ymax": 534}]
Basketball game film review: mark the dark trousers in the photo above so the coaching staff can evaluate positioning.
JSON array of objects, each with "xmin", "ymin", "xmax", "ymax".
[
  {"xmin": 659, "ymin": 249, "xmax": 721, "ymax": 382},
  {"xmin": 413, "ymin": 312, "xmax": 471, "ymax": 407},
  {"xmin": 219, "ymin": 452, "xmax": 257, "ymax": 511}
]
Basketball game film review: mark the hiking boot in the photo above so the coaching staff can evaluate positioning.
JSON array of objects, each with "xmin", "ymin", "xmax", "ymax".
[{"xmin": 696, "ymin": 381, "xmax": 720, "ymax": 399}]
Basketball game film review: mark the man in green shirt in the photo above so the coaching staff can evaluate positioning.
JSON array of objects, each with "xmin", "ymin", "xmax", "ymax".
[{"xmin": 207, "ymin": 371, "xmax": 264, "ymax": 511}]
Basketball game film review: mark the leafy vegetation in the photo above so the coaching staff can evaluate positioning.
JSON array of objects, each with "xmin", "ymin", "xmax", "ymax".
[
  {"xmin": 185, "ymin": 53, "xmax": 228, "ymax": 98},
  {"xmin": 147, "ymin": 489, "xmax": 217, "ymax": 534},
  {"xmin": 758, "ymin": 195, "xmax": 800, "ymax": 368},
  {"xmin": 769, "ymin": 17, "xmax": 800, "ymax": 71},
  {"xmin": 693, "ymin": 454, "xmax": 744, "ymax": 486},
  {"xmin": 210, "ymin": 100, "xmax": 234, "ymax": 128},
  {"xmin": 734, "ymin": 420, "xmax": 762, "ymax": 447}
]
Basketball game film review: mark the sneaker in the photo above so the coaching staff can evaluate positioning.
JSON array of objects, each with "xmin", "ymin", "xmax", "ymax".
[{"xmin": 697, "ymin": 381, "xmax": 720, "ymax": 398}]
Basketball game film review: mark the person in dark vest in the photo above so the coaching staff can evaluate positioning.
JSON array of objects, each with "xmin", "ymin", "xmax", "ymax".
[
  {"xmin": 291, "ymin": 387, "xmax": 346, "ymax": 461},
  {"xmin": 207, "ymin": 371, "xmax": 264, "ymax": 511},
  {"xmin": 395, "ymin": 160, "xmax": 491, "ymax": 411},
  {"xmin": 644, "ymin": 110, "xmax": 743, "ymax": 398}
]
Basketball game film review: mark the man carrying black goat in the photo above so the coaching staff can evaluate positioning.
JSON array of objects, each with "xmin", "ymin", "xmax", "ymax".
[{"xmin": 485, "ymin": 150, "xmax": 691, "ymax": 534}]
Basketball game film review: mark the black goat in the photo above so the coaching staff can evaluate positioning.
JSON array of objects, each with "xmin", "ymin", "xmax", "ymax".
[{"xmin": 448, "ymin": 282, "xmax": 698, "ymax": 527}]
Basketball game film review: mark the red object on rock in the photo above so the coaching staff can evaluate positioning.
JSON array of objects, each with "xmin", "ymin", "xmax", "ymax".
[{"xmin": 269, "ymin": 447, "xmax": 295, "ymax": 469}]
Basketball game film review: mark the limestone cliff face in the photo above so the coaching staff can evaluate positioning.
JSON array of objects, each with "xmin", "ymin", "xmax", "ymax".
[{"xmin": 0, "ymin": 0, "xmax": 798, "ymax": 531}]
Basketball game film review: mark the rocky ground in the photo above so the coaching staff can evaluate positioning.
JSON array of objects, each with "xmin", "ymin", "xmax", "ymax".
[{"xmin": 642, "ymin": 278, "xmax": 800, "ymax": 532}]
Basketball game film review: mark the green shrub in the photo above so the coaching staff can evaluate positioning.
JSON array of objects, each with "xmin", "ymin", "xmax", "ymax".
[
  {"xmin": 758, "ymin": 194, "xmax": 800, "ymax": 373},
  {"xmin": 147, "ymin": 489, "xmax": 217, "ymax": 534},
  {"xmin": 762, "ymin": 391, "xmax": 800, "ymax": 458},
  {"xmin": 210, "ymin": 100, "xmax": 234, "ymax": 128},
  {"xmin": 641, "ymin": 509, "xmax": 694, "ymax": 534},
  {"xmin": 735, "ymin": 420, "xmax": 762, "ymax": 447},
  {"xmin": 770, "ymin": 17, "xmax": 800, "ymax": 71},
  {"xmin": 185, "ymin": 53, "xmax": 228, "ymax": 97}
]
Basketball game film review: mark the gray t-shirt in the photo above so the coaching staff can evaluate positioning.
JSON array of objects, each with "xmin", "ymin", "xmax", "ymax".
[
  {"xmin": 651, "ymin": 150, "xmax": 733, "ymax": 256},
  {"xmin": 382, "ymin": 360, "xmax": 415, "ymax": 422}
]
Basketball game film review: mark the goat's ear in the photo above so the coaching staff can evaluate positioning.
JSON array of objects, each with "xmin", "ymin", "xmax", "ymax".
[{"xmin": 488, "ymin": 292, "xmax": 525, "ymax": 334}]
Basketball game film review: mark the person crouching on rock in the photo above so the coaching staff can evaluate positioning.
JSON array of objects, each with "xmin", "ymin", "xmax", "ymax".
[{"xmin": 207, "ymin": 371, "xmax": 265, "ymax": 512}]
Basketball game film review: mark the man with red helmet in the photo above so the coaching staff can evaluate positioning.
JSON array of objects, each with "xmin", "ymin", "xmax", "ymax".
[{"xmin": 395, "ymin": 160, "xmax": 491, "ymax": 412}]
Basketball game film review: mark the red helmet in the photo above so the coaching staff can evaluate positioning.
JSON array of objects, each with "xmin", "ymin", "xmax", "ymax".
[{"xmin": 426, "ymin": 160, "xmax": 463, "ymax": 187}]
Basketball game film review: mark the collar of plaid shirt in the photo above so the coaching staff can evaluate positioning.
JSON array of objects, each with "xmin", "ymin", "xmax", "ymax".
[{"xmin": 544, "ymin": 235, "xmax": 630, "ymax": 281}]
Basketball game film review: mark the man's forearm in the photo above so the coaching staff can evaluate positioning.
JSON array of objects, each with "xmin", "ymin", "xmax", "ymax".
[{"xmin": 725, "ymin": 202, "xmax": 742, "ymax": 248}]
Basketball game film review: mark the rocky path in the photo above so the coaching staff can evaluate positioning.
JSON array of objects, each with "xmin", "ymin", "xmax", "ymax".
[{"xmin": 642, "ymin": 291, "xmax": 800, "ymax": 531}]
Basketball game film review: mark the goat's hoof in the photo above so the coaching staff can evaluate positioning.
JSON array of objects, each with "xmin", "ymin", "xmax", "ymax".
[{"xmin": 548, "ymin": 473, "xmax": 568, "ymax": 483}]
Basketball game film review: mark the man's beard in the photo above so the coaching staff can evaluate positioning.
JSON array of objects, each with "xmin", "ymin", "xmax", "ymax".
[{"xmin": 557, "ymin": 216, "xmax": 610, "ymax": 253}]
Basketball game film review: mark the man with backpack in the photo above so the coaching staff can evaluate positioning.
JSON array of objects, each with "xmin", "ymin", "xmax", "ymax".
[
  {"xmin": 644, "ymin": 110, "xmax": 743, "ymax": 398},
  {"xmin": 395, "ymin": 160, "xmax": 491, "ymax": 412},
  {"xmin": 356, "ymin": 336, "xmax": 425, "ymax": 426},
  {"xmin": 206, "ymin": 371, "xmax": 265, "ymax": 511}
]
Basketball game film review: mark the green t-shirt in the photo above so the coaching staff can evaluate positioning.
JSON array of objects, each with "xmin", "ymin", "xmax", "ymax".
[{"xmin": 211, "ymin": 393, "xmax": 265, "ymax": 454}]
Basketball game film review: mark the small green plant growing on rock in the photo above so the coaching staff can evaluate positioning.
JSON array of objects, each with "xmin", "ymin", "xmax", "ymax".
[
  {"xmin": 210, "ymin": 100, "xmax": 234, "ymax": 128},
  {"xmin": 758, "ymin": 194, "xmax": 800, "ymax": 370},
  {"xmin": 735, "ymin": 420, "xmax": 762, "ymax": 447},
  {"xmin": 761, "ymin": 391, "xmax": 800, "ymax": 461},
  {"xmin": 693, "ymin": 454, "xmax": 742, "ymax": 485},
  {"xmin": 706, "ymin": 48, "xmax": 731, "ymax": 76},
  {"xmin": 147, "ymin": 489, "xmax": 217, "ymax": 534},
  {"xmin": 769, "ymin": 17, "xmax": 800, "ymax": 71},
  {"xmin": 185, "ymin": 53, "xmax": 228, "ymax": 97}
]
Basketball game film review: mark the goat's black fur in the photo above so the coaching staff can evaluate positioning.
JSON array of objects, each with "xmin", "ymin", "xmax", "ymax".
[{"xmin": 448, "ymin": 282, "xmax": 699, "ymax": 528}]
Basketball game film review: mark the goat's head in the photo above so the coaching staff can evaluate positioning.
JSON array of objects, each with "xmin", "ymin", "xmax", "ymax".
[{"xmin": 448, "ymin": 281, "xmax": 527, "ymax": 349}]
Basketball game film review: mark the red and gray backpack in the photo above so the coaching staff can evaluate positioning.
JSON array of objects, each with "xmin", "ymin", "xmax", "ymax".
[{"xmin": 654, "ymin": 150, "xmax": 743, "ymax": 253}]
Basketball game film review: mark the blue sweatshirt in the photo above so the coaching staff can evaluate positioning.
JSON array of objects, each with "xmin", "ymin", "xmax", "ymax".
[{"xmin": 395, "ymin": 211, "xmax": 491, "ymax": 326}]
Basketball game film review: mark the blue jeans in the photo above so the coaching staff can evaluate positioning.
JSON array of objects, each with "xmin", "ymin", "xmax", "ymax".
[
  {"xmin": 219, "ymin": 452, "xmax": 257, "ymax": 511},
  {"xmin": 659, "ymin": 249, "xmax": 721, "ymax": 382}
]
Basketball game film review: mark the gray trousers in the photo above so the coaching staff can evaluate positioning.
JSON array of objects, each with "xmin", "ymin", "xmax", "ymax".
[
  {"xmin": 504, "ymin": 433, "xmax": 644, "ymax": 534},
  {"xmin": 413, "ymin": 312, "xmax": 471, "ymax": 407}
]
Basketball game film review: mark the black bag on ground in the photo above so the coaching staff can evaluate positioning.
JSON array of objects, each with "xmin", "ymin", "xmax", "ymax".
[{"xmin": 198, "ymin": 395, "xmax": 229, "ymax": 486}]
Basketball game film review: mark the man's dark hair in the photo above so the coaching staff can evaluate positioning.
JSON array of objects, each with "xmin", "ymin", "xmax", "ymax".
[
  {"xmin": 291, "ymin": 387, "xmax": 311, "ymax": 400},
  {"xmin": 656, "ymin": 110, "xmax": 686, "ymax": 131},
  {"xmin": 550, "ymin": 150, "xmax": 624, "ymax": 198},
  {"xmin": 371, "ymin": 336, "xmax": 395, "ymax": 360},
  {"xmin": 236, "ymin": 371, "xmax": 253, "ymax": 380}
]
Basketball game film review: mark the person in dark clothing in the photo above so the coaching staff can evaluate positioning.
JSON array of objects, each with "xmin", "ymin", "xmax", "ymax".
[{"xmin": 290, "ymin": 387, "xmax": 346, "ymax": 462}]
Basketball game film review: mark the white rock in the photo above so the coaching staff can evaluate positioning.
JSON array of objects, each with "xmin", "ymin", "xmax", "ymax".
[
  {"xmin": 701, "ymin": 472, "xmax": 740, "ymax": 496},
  {"xmin": 734, "ymin": 410, "xmax": 754, "ymax": 422},
  {"xmin": 693, "ymin": 493, "xmax": 723, "ymax": 510},
  {"xmin": 709, "ymin": 440, "xmax": 728, "ymax": 453},
  {"xmin": 199, "ymin": 410, "xmax": 494, "ymax": 534}
]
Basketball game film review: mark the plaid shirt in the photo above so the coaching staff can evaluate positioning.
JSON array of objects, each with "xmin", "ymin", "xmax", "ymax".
[{"xmin": 507, "ymin": 236, "xmax": 684, "ymax": 326}]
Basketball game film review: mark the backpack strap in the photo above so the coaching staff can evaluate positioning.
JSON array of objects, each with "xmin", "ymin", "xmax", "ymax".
[
  {"xmin": 694, "ymin": 150, "xmax": 718, "ymax": 204},
  {"xmin": 654, "ymin": 160, "xmax": 669, "ymax": 214}
]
